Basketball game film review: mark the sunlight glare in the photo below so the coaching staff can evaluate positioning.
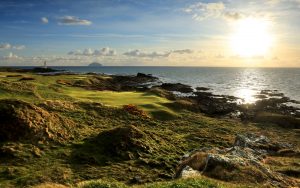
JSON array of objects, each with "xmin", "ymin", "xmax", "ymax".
[
  {"xmin": 230, "ymin": 18, "xmax": 273, "ymax": 57},
  {"xmin": 236, "ymin": 88, "xmax": 256, "ymax": 104}
]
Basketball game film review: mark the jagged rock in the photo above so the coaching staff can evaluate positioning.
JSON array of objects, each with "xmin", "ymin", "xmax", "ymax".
[
  {"xmin": 234, "ymin": 133, "xmax": 295, "ymax": 155},
  {"xmin": 176, "ymin": 134, "xmax": 299, "ymax": 187}
]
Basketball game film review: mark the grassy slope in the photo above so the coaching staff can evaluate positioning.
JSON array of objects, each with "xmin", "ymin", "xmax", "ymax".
[
  {"xmin": 0, "ymin": 72, "xmax": 299, "ymax": 188},
  {"xmin": 0, "ymin": 72, "xmax": 177, "ymax": 119}
]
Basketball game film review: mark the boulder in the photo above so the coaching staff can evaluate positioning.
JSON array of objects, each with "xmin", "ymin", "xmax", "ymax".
[
  {"xmin": 178, "ymin": 166, "xmax": 201, "ymax": 178},
  {"xmin": 176, "ymin": 134, "xmax": 299, "ymax": 187}
]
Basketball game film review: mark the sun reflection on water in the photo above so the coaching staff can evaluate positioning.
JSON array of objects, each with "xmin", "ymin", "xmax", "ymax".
[{"xmin": 236, "ymin": 88, "xmax": 257, "ymax": 104}]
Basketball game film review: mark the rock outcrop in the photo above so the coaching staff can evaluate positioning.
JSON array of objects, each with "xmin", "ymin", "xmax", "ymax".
[
  {"xmin": 176, "ymin": 133, "xmax": 299, "ymax": 187},
  {"xmin": 160, "ymin": 83, "xmax": 193, "ymax": 93}
]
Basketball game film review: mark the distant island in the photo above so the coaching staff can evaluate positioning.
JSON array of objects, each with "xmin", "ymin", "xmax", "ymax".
[{"xmin": 88, "ymin": 62, "xmax": 103, "ymax": 67}]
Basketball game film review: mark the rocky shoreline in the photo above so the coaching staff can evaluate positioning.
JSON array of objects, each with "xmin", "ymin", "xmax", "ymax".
[
  {"xmin": 50, "ymin": 68, "xmax": 300, "ymax": 127},
  {"xmin": 0, "ymin": 67, "xmax": 299, "ymax": 187}
]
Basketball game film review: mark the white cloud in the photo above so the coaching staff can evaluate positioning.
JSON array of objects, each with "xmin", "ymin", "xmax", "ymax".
[
  {"xmin": 68, "ymin": 47, "xmax": 116, "ymax": 56},
  {"xmin": 41, "ymin": 17, "xmax": 49, "ymax": 24},
  {"xmin": 123, "ymin": 49, "xmax": 195, "ymax": 58},
  {"xmin": 171, "ymin": 49, "xmax": 194, "ymax": 54},
  {"xmin": 12, "ymin": 45, "xmax": 25, "ymax": 50},
  {"xmin": 184, "ymin": 2, "xmax": 250, "ymax": 21},
  {"xmin": 184, "ymin": 2, "xmax": 225, "ymax": 21},
  {"xmin": 0, "ymin": 43, "xmax": 25, "ymax": 50},
  {"xmin": 2, "ymin": 52, "xmax": 22, "ymax": 60},
  {"xmin": 123, "ymin": 50, "xmax": 170, "ymax": 58},
  {"xmin": 0, "ymin": 43, "xmax": 11, "ymax": 50},
  {"xmin": 58, "ymin": 16, "xmax": 92, "ymax": 26},
  {"xmin": 94, "ymin": 47, "xmax": 117, "ymax": 56}
]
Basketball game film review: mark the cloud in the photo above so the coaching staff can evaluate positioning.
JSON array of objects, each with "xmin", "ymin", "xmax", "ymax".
[
  {"xmin": 0, "ymin": 43, "xmax": 11, "ymax": 50},
  {"xmin": 223, "ymin": 11, "xmax": 245, "ymax": 21},
  {"xmin": 184, "ymin": 2, "xmax": 225, "ymax": 21},
  {"xmin": 13, "ymin": 45, "xmax": 25, "ymax": 50},
  {"xmin": 184, "ymin": 2, "xmax": 248, "ymax": 21},
  {"xmin": 94, "ymin": 47, "xmax": 117, "ymax": 56},
  {"xmin": 58, "ymin": 16, "xmax": 92, "ymax": 26},
  {"xmin": 171, "ymin": 49, "xmax": 194, "ymax": 54},
  {"xmin": 41, "ymin": 17, "xmax": 49, "ymax": 24},
  {"xmin": 267, "ymin": 0, "xmax": 300, "ymax": 4},
  {"xmin": 68, "ymin": 47, "xmax": 116, "ymax": 56},
  {"xmin": 123, "ymin": 49, "xmax": 196, "ymax": 58},
  {"xmin": 123, "ymin": 50, "xmax": 170, "ymax": 58},
  {"xmin": 2, "ymin": 52, "xmax": 22, "ymax": 60},
  {"xmin": 0, "ymin": 43, "xmax": 25, "ymax": 50}
]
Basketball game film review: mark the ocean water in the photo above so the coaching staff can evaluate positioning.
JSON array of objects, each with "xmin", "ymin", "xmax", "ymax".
[{"xmin": 24, "ymin": 66, "xmax": 300, "ymax": 104}]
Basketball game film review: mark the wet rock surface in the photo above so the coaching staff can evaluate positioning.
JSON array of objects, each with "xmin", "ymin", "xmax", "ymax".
[
  {"xmin": 176, "ymin": 134, "xmax": 299, "ymax": 187},
  {"xmin": 189, "ymin": 91, "xmax": 239, "ymax": 115}
]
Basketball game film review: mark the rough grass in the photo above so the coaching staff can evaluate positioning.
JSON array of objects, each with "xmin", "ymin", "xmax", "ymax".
[
  {"xmin": 77, "ymin": 177, "xmax": 243, "ymax": 188},
  {"xmin": 0, "ymin": 71, "xmax": 299, "ymax": 188},
  {"xmin": 0, "ymin": 72, "xmax": 177, "ymax": 120}
]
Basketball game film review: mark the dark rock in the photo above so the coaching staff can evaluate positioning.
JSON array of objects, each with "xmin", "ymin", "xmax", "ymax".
[
  {"xmin": 195, "ymin": 87, "xmax": 211, "ymax": 91},
  {"xmin": 137, "ymin": 72, "xmax": 154, "ymax": 79},
  {"xmin": 190, "ymin": 92, "xmax": 238, "ymax": 115},
  {"xmin": 31, "ymin": 67, "xmax": 62, "ymax": 73},
  {"xmin": 160, "ymin": 83, "xmax": 193, "ymax": 93}
]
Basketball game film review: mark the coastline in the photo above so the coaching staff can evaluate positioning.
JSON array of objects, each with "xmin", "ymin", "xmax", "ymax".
[
  {"xmin": 0, "ymin": 67, "xmax": 299, "ymax": 187},
  {"xmin": 6, "ymin": 66, "xmax": 300, "ymax": 105}
]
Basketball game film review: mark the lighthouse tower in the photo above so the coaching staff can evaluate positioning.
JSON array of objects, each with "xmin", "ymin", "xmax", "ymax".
[{"xmin": 43, "ymin": 61, "xmax": 47, "ymax": 69}]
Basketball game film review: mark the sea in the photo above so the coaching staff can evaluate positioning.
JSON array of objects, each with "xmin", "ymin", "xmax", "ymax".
[{"xmin": 20, "ymin": 66, "xmax": 300, "ymax": 105}]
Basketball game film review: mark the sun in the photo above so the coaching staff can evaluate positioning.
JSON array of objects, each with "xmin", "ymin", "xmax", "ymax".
[{"xmin": 230, "ymin": 18, "xmax": 273, "ymax": 57}]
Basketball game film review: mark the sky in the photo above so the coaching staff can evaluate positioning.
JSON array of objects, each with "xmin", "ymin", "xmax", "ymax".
[{"xmin": 0, "ymin": 0, "xmax": 300, "ymax": 67}]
